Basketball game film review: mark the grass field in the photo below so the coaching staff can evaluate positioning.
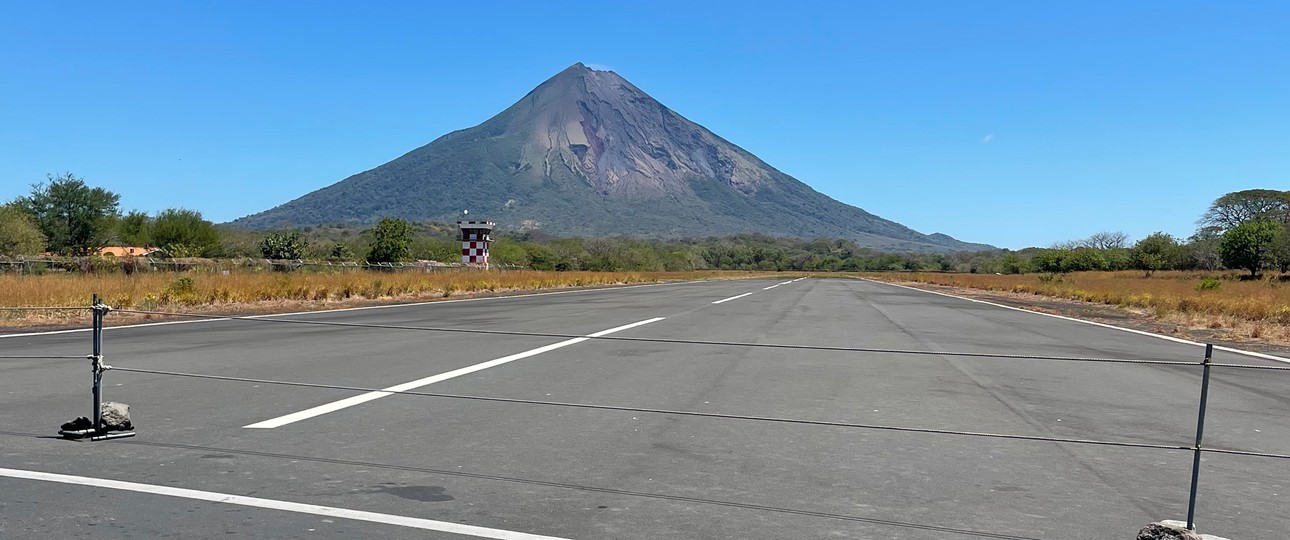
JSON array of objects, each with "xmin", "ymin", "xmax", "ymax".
[
  {"xmin": 865, "ymin": 271, "xmax": 1290, "ymax": 342},
  {"xmin": 0, "ymin": 269, "xmax": 773, "ymax": 329}
]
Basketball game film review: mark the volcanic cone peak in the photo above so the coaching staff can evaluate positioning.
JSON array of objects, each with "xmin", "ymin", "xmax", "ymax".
[
  {"xmin": 504, "ymin": 63, "xmax": 769, "ymax": 197},
  {"xmin": 232, "ymin": 62, "xmax": 990, "ymax": 252}
]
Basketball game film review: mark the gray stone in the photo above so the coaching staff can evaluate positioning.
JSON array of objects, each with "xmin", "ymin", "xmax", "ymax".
[
  {"xmin": 1136, "ymin": 520, "xmax": 1230, "ymax": 540},
  {"xmin": 100, "ymin": 402, "xmax": 133, "ymax": 431}
]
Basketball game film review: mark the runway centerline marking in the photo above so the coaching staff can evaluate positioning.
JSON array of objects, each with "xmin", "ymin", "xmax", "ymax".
[
  {"xmin": 712, "ymin": 292, "xmax": 754, "ymax": 304},
  {"xmin": 0, "ymin": 467, "xmax": 570, "ymax": 540},
  {"xmin": 244, "ymin": 317, "xmax": 666, "ymax": 428}
]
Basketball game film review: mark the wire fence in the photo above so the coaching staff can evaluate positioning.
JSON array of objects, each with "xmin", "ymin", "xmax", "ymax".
[
  {"xmin": 99, "ymin": 308, "xmax": 1290, "ymax": 369},
  {"xmin": 4, "ymin": 296, "xmax": 1289, "ymax": 534}
]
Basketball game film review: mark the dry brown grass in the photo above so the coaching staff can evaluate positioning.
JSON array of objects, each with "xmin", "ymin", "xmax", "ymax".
[
  {"xmin": 0, "ymin": 269, "xmax": 780, "ymax": 329},
  {"xmin": 864, "ymin": 271, "xmax": 1290, "ymax": 343}
]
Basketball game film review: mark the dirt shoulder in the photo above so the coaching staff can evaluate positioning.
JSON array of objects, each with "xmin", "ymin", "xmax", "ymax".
[
  {"xmin": 0, "ymin": 279, "xmax": 687, "ymax": 336},
  {"xmin": 878, "ymin": 279, "xmax": 1290, "ymax": 358}
]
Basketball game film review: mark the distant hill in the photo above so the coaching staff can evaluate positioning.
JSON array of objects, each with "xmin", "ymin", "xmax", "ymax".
[{"xmin": 231, "ymin": 63, "xmax": 992, "ymax": 252}]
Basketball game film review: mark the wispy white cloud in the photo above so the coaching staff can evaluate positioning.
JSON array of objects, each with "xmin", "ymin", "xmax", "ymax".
[{"xmin": 981, "ymin": 134, "xmax": 994, "ymax": 144}]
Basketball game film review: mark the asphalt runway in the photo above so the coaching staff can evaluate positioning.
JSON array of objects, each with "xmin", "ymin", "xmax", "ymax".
[{"xmin": 1, "ymin": 278, "xmax": 1287, "ymax": 539}]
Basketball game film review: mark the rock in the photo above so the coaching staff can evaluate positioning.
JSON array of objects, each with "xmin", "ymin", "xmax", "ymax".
[
  {"xmin": 60, "ymin": 416, "xmax": 93, "ymax": 431},
  {"xmin": 1137, "ymin": 520, "xmax": 1230, "ymax": 540},
  {"xmin": 100, "ymin": 402, "xmax": 133, "ymax": 431}
]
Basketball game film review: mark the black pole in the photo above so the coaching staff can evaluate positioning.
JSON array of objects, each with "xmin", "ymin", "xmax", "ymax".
[
  {"xmin": 91, "ymin": 294, "xmax": 103, "ymax": 433},
  {"xmin": 1186, "ymin": 343, "xmax": 1213, "ymax": 531}
]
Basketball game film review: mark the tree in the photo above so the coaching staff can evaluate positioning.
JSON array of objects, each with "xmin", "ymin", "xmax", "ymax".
[
  {"xmin": 1199, "ymin": 189, "xmax": 1290, "ymax": 232},
  {"xmin": 1131, "ymin": 232, "xmax": 1180, "ymax": 275},
  {"xmin": 1272, "ymin": 229, "xmax": 1290, "ymax": 274},
  {"xmin": 1080, "ymin": 231, "xmax": 1129, "ymax": 250},
  {"xmin": 151, "ymin": 208, "xmax": 221, "ymax": 257},
  {"xmin": 116, "ymin": 210, "xmax": 152, "ymax": 247},
  {"xmin": 1179, "ymin": 235, "xmax": 1221, "ymax": 271},
  {"xmin": 0, "ymin": 203, "xmax": 46, "ymax": 256},
  {"xmin": 996, "ymin": 252, "xmax": 1028, "ymax": 274},
  {"xmin": 259, "ymin": 232, "xmax": 308, "ymax": 260},
  {"xmin": 1219, "ymin": 221, "xmax": 1282, "ymax": 278},
  {"xmin": 328, "ymin": 242, "xmax": 354, "ymax": 261},
  {"xmin": 1064, "ymin": 247, "xmax": 1108, "ymax": 272},
  {"xmin": 1032, "ymin": 249, "xmax": 1069, "ymax": 273},
  {"xmin": 18, "ymin": 173, "xmax": 121, "ymax": 255},
  {"xmin": 366, "ymin": 218, "xmax": 413, "ymax": 263}
]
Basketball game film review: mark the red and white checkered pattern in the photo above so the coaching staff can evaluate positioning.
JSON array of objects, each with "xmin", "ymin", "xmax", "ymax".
[
  {"xmin": 458, "ymin": 220, "xmax": 494, "ymax": 267},
  {"xmin": 462, "ymin": 241, "xmax": 489, "ymax": 265}
]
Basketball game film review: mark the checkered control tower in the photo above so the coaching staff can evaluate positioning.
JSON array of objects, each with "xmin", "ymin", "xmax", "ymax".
[{"xmin": 457, "ymin": 218, "xmax": 495, "ymax": 268}]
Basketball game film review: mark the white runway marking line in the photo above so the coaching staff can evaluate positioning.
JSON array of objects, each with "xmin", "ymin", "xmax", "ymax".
[
  {"xmin": 762, "ymin": 279, "xmax": 797, "ymax": 290},
  {"xmin": 0, "ymin": 467, "xmax": 570, "ymax": 540},
  {"xmin": 245, "ymin": 317, "xmax": 666, "ymax": 428},
  {"xmin": 711, "ymin": 292, "xmax": 754, "ymax": 304},
  {"xmin": 864, "ymin": 279, "xmax": 1290, "ymax": 365}
]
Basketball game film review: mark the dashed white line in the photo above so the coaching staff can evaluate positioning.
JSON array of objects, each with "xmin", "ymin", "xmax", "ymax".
[
  {"xmin": 762, "ymin": 285, "xmax": 780, "ymax": 290},
  {"xmin": 245, "ymin": 317, "xmax": 666, "ymax": 428},
  {"xmin": 0, "ymin": 467, "xmax": 570, "ymax": 540},
  {"xmin": 711, "ymin": 292, "xmax": 754, "ymax": 304}
]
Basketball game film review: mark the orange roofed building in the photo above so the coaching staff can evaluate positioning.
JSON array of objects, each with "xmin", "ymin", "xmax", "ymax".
[{"xmin": 96, "ymin": 246, "xmax": 159, "ymax": 257}]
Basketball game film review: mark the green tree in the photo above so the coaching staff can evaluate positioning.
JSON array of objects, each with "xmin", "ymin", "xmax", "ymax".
[
  {"xmin": 1063, "ymin": 247, "xmax": 1108, "ymax": 272},
  {"xmin": 1272, "ymin": 229, "xmax": 1290, "ymax": 274},
  {"xmin": 151, "ymin": 208, "xmax": 221, "ymax": 257},
  {"xmin": 259, "ymin": 232, "xmax": 308, "ymax": 259},
  {"xmin": 116, "ymin": 210, "xmax": 152, "ymax": 247},
  {"xmin": 1219, "ymin": 221, "xmax": 1282, "ymax": 278},
  {"xmin": 1199, "ymin": 189, "xmax": 1290, "ymax": 233},
  {"xmin": 18, "ymin": 173, "xmax": 121, "ymax": 255},
  {"xmin": 0, "ymin": 203, "xmax": 47, "ymax": 256},
  {"xmin": 995, "ymin": 252, "xmax": 1028, "ymax": 274},
  {"xmin": 1031, "ymin": 249, "xmax": 1068, "ymax": 273},
  {"xmin": 328, "ymin": 242, "xmax": 355, "ymax": 261},
  {"xmin": 487, "ymin": 238, "xmax": 529, "ymax": 266},
  {"xmin": 408, "ymin": 236, "xmax": 458, "ymax": 262},
  {"xmin": 366, "ymin": 218, "xmax": 413, "ymax": 263},
  {"xmin": 1131, "ymin": 232, "xmax": 1181, "ymax": 274}
]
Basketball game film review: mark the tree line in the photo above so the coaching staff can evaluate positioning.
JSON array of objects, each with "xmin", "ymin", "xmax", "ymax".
[
  {"xmin": 2, "ymin": 174, "xmax": 1287, "ymax": 277},
  {"xmin": 0, "ymin": 173, "xmax": 427, "ymax": 264}
]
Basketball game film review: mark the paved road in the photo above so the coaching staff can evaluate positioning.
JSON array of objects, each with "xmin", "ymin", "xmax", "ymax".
[{"xmin": 1, "ymin": 278, "xmax": 1287, "ymax": 539}]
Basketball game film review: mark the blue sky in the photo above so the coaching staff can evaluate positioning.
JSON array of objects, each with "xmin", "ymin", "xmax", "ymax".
[{"xmin": 2, "ymin": 1, "xmax": 1286, "ymax": 249}]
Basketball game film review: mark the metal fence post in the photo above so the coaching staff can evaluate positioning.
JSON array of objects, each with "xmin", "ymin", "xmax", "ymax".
[
  {"xmin": 1186, "ymin": 343, "xmax": 1213, "ymax": 531},
  {"xmin": 59, "ymin": 294, "xmax": 135, "ymax": 441},
  {"xmin": 91, "ymin": 293, "xmax": 104, "ymax": 432}
]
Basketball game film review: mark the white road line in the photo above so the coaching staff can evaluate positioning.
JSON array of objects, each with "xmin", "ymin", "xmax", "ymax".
[
  {"xmin": 245, "ymin": 317, "xmax": 666, "ymax": 428},
  {"xmin": 779, "ymin": 281, "xmax": 794, "ymax": 285},
  {"xmin": 0, "ymin": 280, "xmax": 703, "ymax": 339},
  {"xmin": 0, "ymin": 467, "xmax": 570, "ymax": 540},
  {"xmin": 762, "ymin": 285, "xmax": 780, "ymax": 290},
  {"xmin": 0, "ymin": 317, "xmax": 229, "ymax": 338},
  {"xmin": 864, "ymin": 278, "xmax": 1290, "ymax": 364},
  {"xmin": 711, "ymin": 292, "xmax": 753, "ymax": 304}
]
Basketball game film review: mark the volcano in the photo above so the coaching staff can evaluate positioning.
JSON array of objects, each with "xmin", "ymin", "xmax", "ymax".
[{"xmin": 232, "ymin": 63, "xmax": 989, "ymax": 252}]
